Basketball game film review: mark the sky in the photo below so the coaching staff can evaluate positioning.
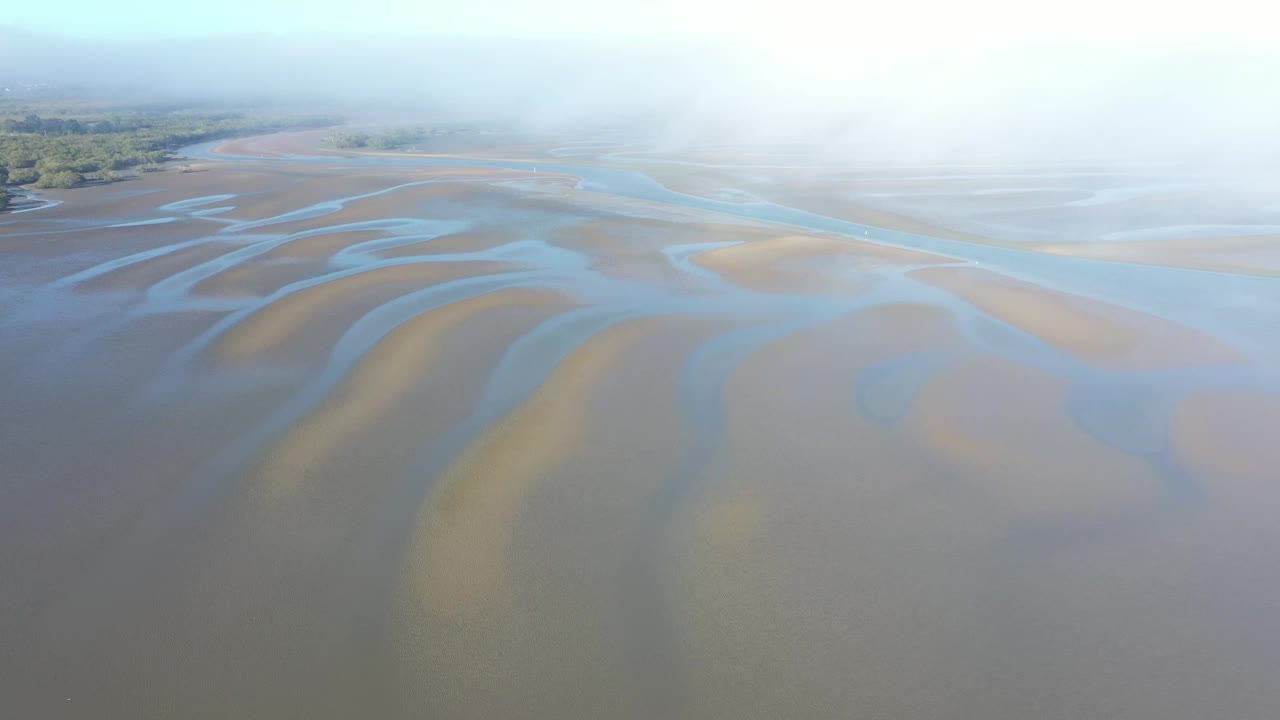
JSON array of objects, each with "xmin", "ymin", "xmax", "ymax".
[
  {"xmin": 4, "ymin": 0, "xmax": 1278, "ymax": 163},
  {"xmin": 6, "ymin": 0, "xmax": 1277, "ymax": 50}
]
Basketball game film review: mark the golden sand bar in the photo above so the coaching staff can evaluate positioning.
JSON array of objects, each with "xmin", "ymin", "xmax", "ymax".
[
  {"xmin": 911, "ymin": 265, "xmax": 1240, "ymax": 368},
  {"xmin": 693, "ymin": 233, "xmax": 948, "ymax": 294}
]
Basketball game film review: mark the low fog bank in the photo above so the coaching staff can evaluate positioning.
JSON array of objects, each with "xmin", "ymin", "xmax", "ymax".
[{"xmin": 4, "ymin": 27, "xmax": 1278, "ymax": 166}]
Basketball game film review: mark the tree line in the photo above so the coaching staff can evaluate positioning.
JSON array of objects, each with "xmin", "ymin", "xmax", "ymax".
[
  {"xmin": 1, "ymin": 114, "xmax": 118, "ymax": 135},
  {"xmin": 1, "ymin": 110, "xmax": 339, "ymax": 201},
  {"xmin": 326, "ymin": 126, "xmax": 478, "ymax": 151},
  {"xmin": 328, "ymin": 127, "xmax": 431, "ymax": 150}
]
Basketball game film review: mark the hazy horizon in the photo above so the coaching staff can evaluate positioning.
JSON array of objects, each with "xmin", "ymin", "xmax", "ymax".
[{"xmin": 5, "ymin": 25, "xmax": 1278, "ymax": 165}]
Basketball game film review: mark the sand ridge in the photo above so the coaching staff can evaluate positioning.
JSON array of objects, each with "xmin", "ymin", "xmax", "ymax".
[{"xmin": 911, "ymin": 264, "xmax": 1242, "ymax": 369}]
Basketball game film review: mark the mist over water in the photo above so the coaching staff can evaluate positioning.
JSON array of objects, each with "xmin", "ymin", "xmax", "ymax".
[{"xmin": 5, "ymin": 24, "xmax": 1280, "ymax": 164}]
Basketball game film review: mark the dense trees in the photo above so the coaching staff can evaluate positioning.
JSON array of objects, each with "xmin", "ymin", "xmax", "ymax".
[
  {"xmin": 1, "ymin": 114, "xmax": 112, "ymax": 135},
  {"xmin": 34, "ymin": 170, "xmax": 85, "ymax": 189},
  {"xmin": 0, "ymin": 109, "xmax": 337, "ymax": 199},
  {"xmin": 327, "ymin": 127, "xmax": 440, "ymax": 151},
  {"xmin": 329, "ymin": 131, "xmax": 372, "ymax": 148},
  {"xmin": 369, "ymin": 128, "xmax": 429, "ymax": 149},
  {"xmin": 7, "ymin": 168, "xmax": 38, "ymax": 184}
]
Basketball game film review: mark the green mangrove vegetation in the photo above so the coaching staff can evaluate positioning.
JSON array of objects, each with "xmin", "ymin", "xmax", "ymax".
[
  {"xmin": 0, "ymin": 103, "xmax": 339, "ymax": 206},
  {"xmin": 325, "ymin": 125, "xmax": 480, "ymax": 151}
]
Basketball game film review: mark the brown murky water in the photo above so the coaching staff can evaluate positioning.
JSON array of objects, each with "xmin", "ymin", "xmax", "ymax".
[{"xmin": 2, "ymin": 136, "xmax": 1279, "ymax": 719}]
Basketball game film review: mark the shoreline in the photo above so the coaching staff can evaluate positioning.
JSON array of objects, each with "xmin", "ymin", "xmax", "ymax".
[{"xmin": 1, "ymin": 187, "xmax": 64, "ymax": 215}]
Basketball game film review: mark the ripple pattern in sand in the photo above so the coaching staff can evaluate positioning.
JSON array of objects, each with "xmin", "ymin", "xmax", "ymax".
[{"xmin": 3, "ymin": 154, "xmax": 1280, "ymax": 720}]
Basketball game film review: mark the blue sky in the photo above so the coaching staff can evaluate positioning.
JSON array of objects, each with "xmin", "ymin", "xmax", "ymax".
[
  {"xmin": 6, "ymin": 0, "xmax": 1274, "ymax": 53},
  {"xmin": 6, "ymin": 0, "xmax": 715, "ymax": 38}
]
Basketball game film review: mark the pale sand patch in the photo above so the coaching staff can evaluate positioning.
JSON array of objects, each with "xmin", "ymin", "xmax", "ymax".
[
  {"xmin": 374, "ymin": 227, "xmax": 523, "ymax": 258},
  {"xmin": 1030, "ymin": 235, "xmax": 1280, "ymax": 276},
  {"xmin": 629, "ymin": 167, "xmax": 762, "ymax": 203},
  {"xmin": 211, "ymin": 173, "xmax": 460, "ymax": 231},
  {"xmin": 191, "ymin": 228, "xmax": 444, "ymax": 300},
  {"xmin": 215, "ymin": 130, "xmax": 562, "ymax": 182},
  {"xmin": 393, "ymin": 320, "xmax": 714, "ymax": 719},
  {"xmin": 258, "ymin": 229, "xmax": 391, "ymax": 261},
  {"xmin": 75, "ymin": 239, "xmax": 238, "ymax": 293},
  {"xmin": 187, "ymin": 256, "xmax": 334, "ymax": 300},
  {"xmin": 670, "ymin": 304, "xmax": 994, "ymax": 719},
  {"xmin": 1171, "ymin": 391, "xmax": 1280, "ymax": 518},
  {"xmin": 254, "ymin": 174, "xmax": 509, "ymax": 235},
  {"xmin": 405, "ymin": 318, "xmax": 656, "ymax": 616},
  {"xmin": 693, "ymin": 233, "xmax": 948, "ymax": 294},
  {"xmin": 762, "ymin": 184, "xmax": 1002, "ymax": 245},
  {"xmin": 558, "ymin": 217, "xmax": 767, "ymax": 289},
  {"xmin": 213, "ymin": 261, "xmax": 516, "ymax": 362},
  {"xmin": 911, "ymin": 265, "xmax": 1240, "ymax": 369},
  {"xmin": 563, "ymin": 217, "xmax": 772, "ymax": 251},
  {"xmin": 255, "ymin": 287, "xmax": 573, "ymax": 499},
  {"xmin": 906, "ymin": 356, "xmax": 1160, "ymax": 521},
  {"xmin": 669, "ymin": 319, "xmax": 1277, "ymax": 718},
  {"xmin": 194, "ymin": 166, "xmax": 509, "ymax": 235},
  {"xmin": 213, "ymin": 130, "xmax": 336, "ymax": 159},
  {"xmin": 1, "ymin": 166, "xmax": 286, "ymax": 251}
]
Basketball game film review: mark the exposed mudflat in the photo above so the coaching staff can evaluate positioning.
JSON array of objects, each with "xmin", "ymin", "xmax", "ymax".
[{"xmin": 2, "ymin": 131, "xmax": 1278, "ymax": 720}]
